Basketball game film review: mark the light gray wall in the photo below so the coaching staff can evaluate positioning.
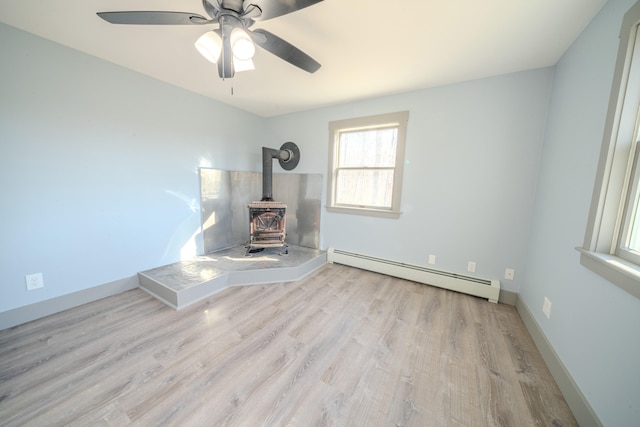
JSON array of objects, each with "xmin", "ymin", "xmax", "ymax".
[
  {"xmin": 0, "ymin": 23, "xmax": 268, "ymax": 312},
  {"xmin": 267, "ymin": 69, "xmax": 553, "ymax": 294},
  {"xmin": 520, "ymin": 0, "xmax": 640, "ymax": 425}
]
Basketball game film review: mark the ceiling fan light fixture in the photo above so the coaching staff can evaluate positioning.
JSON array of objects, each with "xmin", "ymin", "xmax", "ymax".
[
  {"xmin": 230, "ymin": 27, "xmax": 255, "ymax": 61},
  {"xmin": 195, "ymin": 30, "xmax": 222, "ymax": 63},
  {"xmin": 99, "ymin": 0, "xmax": 324, "ymax": 79}
]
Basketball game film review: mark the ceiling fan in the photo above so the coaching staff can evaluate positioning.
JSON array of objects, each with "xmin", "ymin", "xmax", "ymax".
[{"xmin": 97, "ymin": 0, "xmax": 323, "ymax": 79}]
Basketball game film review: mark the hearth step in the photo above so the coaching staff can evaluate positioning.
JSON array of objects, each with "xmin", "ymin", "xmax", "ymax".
[{"xmin": 138, "ymin": 244, "xmax": 326, "ymax": 310}]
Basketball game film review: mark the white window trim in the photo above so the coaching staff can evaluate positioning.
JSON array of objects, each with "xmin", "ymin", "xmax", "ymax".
[
  {"xmin": 578, "ymin": 1, "xmax": 640, "ymax": 300},
  {"xmin": 326, "ymin": 111, "xmax": 409, "ymax": 219}
]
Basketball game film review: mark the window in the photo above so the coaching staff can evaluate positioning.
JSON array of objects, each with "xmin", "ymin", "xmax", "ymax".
[
  {"xmin": 579, "ymin": 1, "xmax": 640, "ymax": 300},
  {"xmin": 326, "ymin": 111, "xmax": 409, "ymax": 218}
]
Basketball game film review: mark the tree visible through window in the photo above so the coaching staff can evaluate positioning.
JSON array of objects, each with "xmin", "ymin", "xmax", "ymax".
[{"xmin": 327, "ymin": 111, "xmax": 409, "ymax": 218}]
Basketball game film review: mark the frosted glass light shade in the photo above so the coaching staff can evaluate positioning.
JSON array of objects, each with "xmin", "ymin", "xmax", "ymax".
[
  {"xmin": 195, "ymin": 31, "xmax": 222, "ymax": 63},
  {"xmin": 230, "ymin": 28, "xmax": 255, "ymax": 61},
  {"xmin": 234, "ymin": 58, "xmax": 255, "ymax": 72}
]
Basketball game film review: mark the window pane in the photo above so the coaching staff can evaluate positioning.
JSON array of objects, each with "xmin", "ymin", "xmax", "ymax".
[
  {"xmin": 624, "ymin": 147, "xmax": 640, "ymax": 253},
  {"xmin": 338, "ymin": 128, "xmax": 397, "ymax": 168},
  {"xmin": 628, "ymin": 210, "xmax": 640, "ymax": 251},
  {"xmin": 335, "ymin": 169, "xmax": 394, "ymax": 208}
]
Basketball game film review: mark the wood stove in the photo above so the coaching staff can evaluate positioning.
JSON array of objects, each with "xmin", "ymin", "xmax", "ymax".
[
  {"xmin": 246, "ymin": 142, "xmax": 300, "ymax": 256},
  {"xmin": 248, "ymin": 201, "xmax": 287, "ymax": 253}
]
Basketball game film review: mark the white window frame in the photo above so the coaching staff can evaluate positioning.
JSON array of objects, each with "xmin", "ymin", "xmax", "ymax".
[
  {"xmin": 578, "ymin": 1, "xmax": 640, "ymax": 300},
  {"xmin": 326, "ymin": 111, "xmax": 409, "ymax": 218}
]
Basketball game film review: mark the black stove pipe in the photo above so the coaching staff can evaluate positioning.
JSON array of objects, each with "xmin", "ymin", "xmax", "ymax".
[{"xmin": 261, "ymin": 142, "xmax": 300, "ymax": 201}]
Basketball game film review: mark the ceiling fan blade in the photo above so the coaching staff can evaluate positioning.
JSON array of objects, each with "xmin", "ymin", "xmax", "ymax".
[
  {"xmin": 246, "ymin": 0, "xmax": 324, "ymax": 21},
  {"xmin": 97, "ymin": 11, "xmax": 210, "ymax": 25},
  {"xmin": 202, "ymin": 0, "xmax": 220, "ymax": 19},
  {"xmin": 251, "ymin": 29, "xmax": 320, "ymax": 73}
]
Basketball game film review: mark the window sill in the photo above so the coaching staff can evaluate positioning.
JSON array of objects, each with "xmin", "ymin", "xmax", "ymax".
[
  {"xmin": 576, "ymin": 247, "xmax": 640, "ymax": 299},
  {"xmin": 326, "ymin": 205, "xmax": 401, "ymax": 219}
]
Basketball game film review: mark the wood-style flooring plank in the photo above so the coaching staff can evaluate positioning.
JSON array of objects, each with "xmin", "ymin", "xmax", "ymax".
[{"xmin": 0, "ymin": 263, "xmax": 578, "ymax": 426}]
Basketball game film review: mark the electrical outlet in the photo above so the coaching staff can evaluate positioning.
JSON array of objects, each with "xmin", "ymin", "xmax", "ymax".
[
  {"xmin": 428, "ymin": 254, "xmax": 436, "ymax": 265},
  {"xmin": 25, "ymin": 273, "xmax": 44, "ymax": 290},
  {"xmin": 467, "ymin": 261, "xmax": 476, "ymax": 273},
  {"xmin": 505, "ymin": 268, "xmax": 515, "ymax": 280},
  {"xmin": 542, "ymin": 297, "xmax": 552, "ymax": 319}
]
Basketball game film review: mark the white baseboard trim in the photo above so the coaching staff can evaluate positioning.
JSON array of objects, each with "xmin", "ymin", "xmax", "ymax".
[
  {"xmin": 515, "ymin": 296, "xmax": 603, "ymax": 427},
  {"xmin": 0, "ymin": 275, "xmax": 139, "ymax": 330}
]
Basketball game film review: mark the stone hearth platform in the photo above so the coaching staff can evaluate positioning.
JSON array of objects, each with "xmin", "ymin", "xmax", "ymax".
[{"xmin": 138, "ymin": 245, "xmax": 326, "ymax": 309}]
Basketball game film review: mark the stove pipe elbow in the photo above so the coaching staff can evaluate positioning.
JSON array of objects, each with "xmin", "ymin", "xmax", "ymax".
[{"xmin": 261, "ymin": 142, "xmax": 300, "ymax": 201}]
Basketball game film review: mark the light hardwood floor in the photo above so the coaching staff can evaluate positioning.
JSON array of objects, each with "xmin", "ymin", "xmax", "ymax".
[{"xmin": 0, "ymin": 264, "xmax": 577, "ymax": 426}]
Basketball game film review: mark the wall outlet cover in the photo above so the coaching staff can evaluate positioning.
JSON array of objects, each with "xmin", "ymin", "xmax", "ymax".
[
  {"xmin": 542, "ymin": 297, "xmax": 552, "ymax": 319},
  {"xmin": 505, "ymin": 268, "xmax": 515, "ymax": 280},
  {"xmin": 25, "ymin": 273, "xmax": 44, "ymax": 290}
]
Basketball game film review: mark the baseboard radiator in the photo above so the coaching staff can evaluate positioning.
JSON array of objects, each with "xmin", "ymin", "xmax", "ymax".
[{"xmin": 327, "ymin": 248, "xmax": 500, "ymax": 303}]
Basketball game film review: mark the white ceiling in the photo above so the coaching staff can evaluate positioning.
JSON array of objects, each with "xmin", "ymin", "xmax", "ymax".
[{"xmin": 0, "ymin": 0, "xmax": 606, "ymax": 117}]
